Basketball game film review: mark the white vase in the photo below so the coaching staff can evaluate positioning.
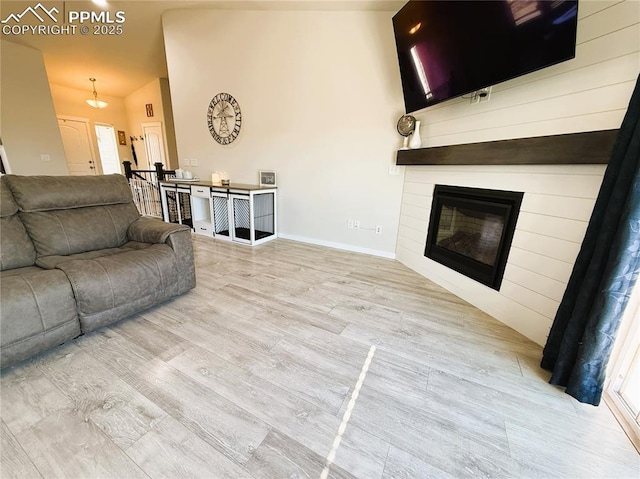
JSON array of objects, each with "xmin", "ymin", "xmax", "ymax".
[{"xmin": 409, "ymin": 120, "xmax": 422, "ymax": 149}]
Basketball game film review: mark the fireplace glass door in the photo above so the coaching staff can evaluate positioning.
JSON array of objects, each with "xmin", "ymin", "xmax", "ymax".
[
  {"xmin": 436, "ymin": 202, "xmax": 507, "ymax": 266},
  {"xmin": 425, "ymin": 185, "xmax": 523, "ymax": 290}
]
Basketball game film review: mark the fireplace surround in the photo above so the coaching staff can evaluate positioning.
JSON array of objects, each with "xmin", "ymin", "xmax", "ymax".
[{"xmin": 425, "ymin": 185, "xmax": 524, "ymax": 290}]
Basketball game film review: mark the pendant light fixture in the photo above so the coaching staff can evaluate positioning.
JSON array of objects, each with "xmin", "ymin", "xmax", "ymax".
[{"xmin": 86, "ymin": 78, "xmax": 108, "ymax": 109}]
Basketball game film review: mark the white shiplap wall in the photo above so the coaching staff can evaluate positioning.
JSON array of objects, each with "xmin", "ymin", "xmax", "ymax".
[{"xmin": 396, "ymin": 1, "xmax": 640, "ymax": 346}]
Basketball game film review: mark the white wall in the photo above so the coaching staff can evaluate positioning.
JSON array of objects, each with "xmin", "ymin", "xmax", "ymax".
[
  {"xmin": 163, "ymin": 9, "xmax": 405, "ymax": 257},
  {"xmin": 1, "ymin": 41, "xmax": 68, "ymax": 175},
  {"xmin": 397, "ymin": 1, "xmax": 640, "ymax": 345}
]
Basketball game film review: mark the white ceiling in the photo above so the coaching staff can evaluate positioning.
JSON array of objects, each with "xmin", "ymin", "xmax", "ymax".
[{"xmin": 1, "ymin": 0, "xmax": 404, "ymax": 98}]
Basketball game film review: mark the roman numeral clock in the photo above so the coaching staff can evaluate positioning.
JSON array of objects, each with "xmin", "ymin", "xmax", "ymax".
[{"xmin": 207, "ymin": 93, "xmax": 242, "ymax": 145}]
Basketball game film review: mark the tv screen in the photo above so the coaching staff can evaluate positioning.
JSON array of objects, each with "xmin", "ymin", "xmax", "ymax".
[{"xmin": 393, "ymin": 0, "xmax": 578, "ymax": 113}]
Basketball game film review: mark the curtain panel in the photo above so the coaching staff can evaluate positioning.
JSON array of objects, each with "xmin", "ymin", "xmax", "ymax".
[{"xmin": 541, "ymin": 74, "xmax": 640, "ymax": 406}]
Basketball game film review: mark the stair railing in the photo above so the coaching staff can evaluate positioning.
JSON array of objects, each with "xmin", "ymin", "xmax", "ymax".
[{"xmin": 123, "ymin": 161, "xmax": 175, "ymax": 218}]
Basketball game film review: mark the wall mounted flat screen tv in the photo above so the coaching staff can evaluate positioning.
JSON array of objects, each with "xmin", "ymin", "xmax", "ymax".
[{"xmin": 393, "ymin": 0, "xmax": 578, "ymax": 113}]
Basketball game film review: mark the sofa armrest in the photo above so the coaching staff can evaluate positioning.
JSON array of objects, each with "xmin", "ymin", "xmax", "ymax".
[
  {"xmin": 127, "ymin": 216, "xmax": 191, "ymax": 244},
  {"xmin": 128, "ymin": 217, "xmax": 195, "ymax": 294}
]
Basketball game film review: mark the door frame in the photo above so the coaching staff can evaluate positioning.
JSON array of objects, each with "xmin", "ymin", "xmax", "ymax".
[
  {"xmin": 604, "ymin": 285, "xmax": 640, "ymax": 452},
  {"xmin": 57, "ymin": 115, "xmax": 101, "ymax": 175},
  {"xmin": 0, "ymin": 145, "xmax": 11, "ymax": 174}
]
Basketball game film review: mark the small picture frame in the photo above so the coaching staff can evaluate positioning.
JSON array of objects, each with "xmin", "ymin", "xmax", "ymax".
[
  {"xmin": 117, "ymin": 130, "xmax": 127, "ymax": 145},
  {"xmin": 259, "ymin": 171, "xmax": 276, "ymax": 187}
]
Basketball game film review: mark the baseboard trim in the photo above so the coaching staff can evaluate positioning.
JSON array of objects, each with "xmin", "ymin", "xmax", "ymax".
[{"xmin": 277, "ymin": 233, "xmax": 396, "ymax": 259}]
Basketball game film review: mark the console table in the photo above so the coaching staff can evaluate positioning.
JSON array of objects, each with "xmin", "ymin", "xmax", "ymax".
[{"xmin": 159, "ymin": 180, "xmax": 277, "ymax": 246}]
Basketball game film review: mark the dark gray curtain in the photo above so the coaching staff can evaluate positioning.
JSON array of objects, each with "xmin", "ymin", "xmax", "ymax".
[{"xmin": 541, "ymin": 74, "xmax": 640, "ymax": 406}]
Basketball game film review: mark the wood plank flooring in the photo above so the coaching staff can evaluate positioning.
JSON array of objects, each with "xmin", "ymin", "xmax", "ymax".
[{"xmin": 1, "ymin": 236, "xmax": 638, "ymax": 478}]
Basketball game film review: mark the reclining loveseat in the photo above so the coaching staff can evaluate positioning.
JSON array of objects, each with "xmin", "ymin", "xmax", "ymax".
[{"xmin": 0, "ymin": 174, "xmax": 195, "ymax": 369}]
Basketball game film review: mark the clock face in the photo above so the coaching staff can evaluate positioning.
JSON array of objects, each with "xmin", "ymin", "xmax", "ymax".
[{"xmin": 207, "ymin": 93, "xmax": 242, "ymax": 145}]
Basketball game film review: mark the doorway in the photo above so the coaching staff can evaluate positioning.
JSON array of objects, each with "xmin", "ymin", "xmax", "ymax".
[
  {"xmin": 57, "ymin": 117, "xmax": 98, "ymax": 175},
  {"xmin": 95, "ymin": 124, "xmax": 121, "ymax": 175}
]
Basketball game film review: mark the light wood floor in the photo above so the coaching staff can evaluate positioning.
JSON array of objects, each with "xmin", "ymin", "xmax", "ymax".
[{"xmin": 2, "ymin": 236, "xmax": 638, "ymax": 478}]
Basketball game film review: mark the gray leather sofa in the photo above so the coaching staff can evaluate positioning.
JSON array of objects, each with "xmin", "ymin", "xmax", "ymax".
[{"xmin": 0, "ymin": 174, "xmax": 195, "ymax": 369}]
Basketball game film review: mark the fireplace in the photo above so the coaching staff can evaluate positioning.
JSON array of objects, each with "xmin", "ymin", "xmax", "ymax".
[{"xmin": 425, "ymin": 185, "xmax": 523, "ymax": 290}]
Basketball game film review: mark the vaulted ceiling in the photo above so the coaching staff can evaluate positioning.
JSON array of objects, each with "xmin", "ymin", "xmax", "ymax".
[{"xmin": 1, "ymin": 0, "xmax": 403, "ymax": 98}]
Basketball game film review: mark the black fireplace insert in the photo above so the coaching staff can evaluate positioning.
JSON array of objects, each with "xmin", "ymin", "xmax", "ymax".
[{"xmin": 425, "ymin": 185, "xmax": 523, "ymax": 290}]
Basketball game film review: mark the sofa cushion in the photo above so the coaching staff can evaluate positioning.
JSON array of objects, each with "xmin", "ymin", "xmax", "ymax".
[
  {"xmin": 36, "ymin": 241, "xmax": 153, "ymax": 269},
  {"xmin": 3, "ymin": 174, "xmax": 134, "ymax": 212},
  {"xmin": 56, "ymin": 244, "xmax": 181, "ymax": 332},
  {"xmin": 19, "ymin": 204, "xmax": 141, "ymax": 257},
  {"xmin": 4, "ymin": 174, "xmax": 141, "ymax": 258},
  {"xmin": 1, "ymin": 216, "xmax": 37, "ymax": 270},
  {"xmin": 1, "ymin": 266, "xmax": 43, "ymax": 277},
  {"xmin": 0, "ymin": 178, "xmax": 36, "ymax": 270},
  {"xmin": 0, "ymin": 176, "xmax": 18, "ymax": 217},
  {"xmin": 1, "ymin": 269, "xmax": 81, "ymax": 368}
]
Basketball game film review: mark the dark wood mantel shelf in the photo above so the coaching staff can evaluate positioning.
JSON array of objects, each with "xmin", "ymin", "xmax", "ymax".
[{"xmin": 396, "ymin": 129, "xmax": 619, "ymax": 166}]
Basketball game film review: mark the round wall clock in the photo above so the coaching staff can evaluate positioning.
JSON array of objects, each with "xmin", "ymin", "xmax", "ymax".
[{"xmin": 207, "ymin": 93, "xmax": 242, "ymax": 145}]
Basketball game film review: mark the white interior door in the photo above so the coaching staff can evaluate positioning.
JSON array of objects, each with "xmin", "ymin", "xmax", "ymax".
[
  {"xmin": 142, "ymin": 122, "xmax": 166, "ymax": 169},
  {"xmin": 58, "ymin": 117, "xmax": 97, "ymax": 175}
]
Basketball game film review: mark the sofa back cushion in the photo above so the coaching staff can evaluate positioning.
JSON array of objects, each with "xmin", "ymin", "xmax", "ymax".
[
  {"xmin": 0, "ymin": 177, "xmax": 36, "ymax": 270},
  {"xmin": 0, "ymin": 176, "xmax": 18, "ymax": 217},
  {"xmin": 4, "ymin": 174, "xmax": 141, "ymax": 257}
]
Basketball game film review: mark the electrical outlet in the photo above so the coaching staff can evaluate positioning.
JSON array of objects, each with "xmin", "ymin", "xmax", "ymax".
[
  {"xmin": 354, "ymin": 220, "xmax": 360, "ymax": 230},
  {"xmin": 40, "ymin": 154, "xmax": 51, "ymax": 162},
  {"xmin": 375, "ymin": 225, "xmax": 382, "ymax": 235},
  {"xmin": 389, "ymin": 166, "xmax": 400, "ymax": 175},
  {"xmin": 479, "ymin": 86, "xmax": 492, "ymax": 102},
  {"xmin": 191, "ymin": 158, "xmax": 198, "ymax": 166},
  {"xmin": 471, "ymin": 87, "xmax": 492, "ymax": 104},
  {"xmin": 181, "ymin": 158, "xmax": 190, "ymax": 167},
  {"xmin": 348, "ymin": 219, "xmax": 354, "ymax": 229}
]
